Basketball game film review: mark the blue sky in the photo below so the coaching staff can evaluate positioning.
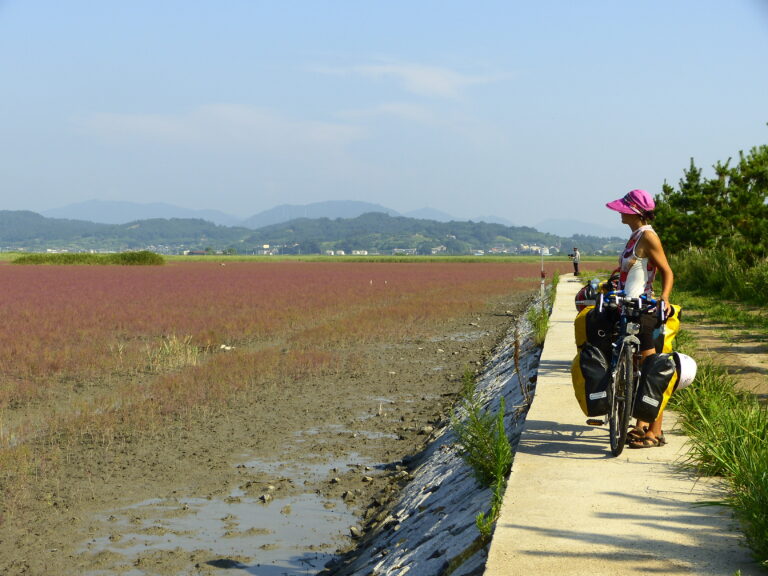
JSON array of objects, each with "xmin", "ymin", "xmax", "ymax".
[{"xmin": 1, "ymin": 1, "xmax": 767, "ymax": 228}]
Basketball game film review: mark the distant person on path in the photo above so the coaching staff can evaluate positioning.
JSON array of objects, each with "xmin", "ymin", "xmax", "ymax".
[
  {"xmin": 606, "ymin": 189, "xmax": 674, "ymax": 448},
  {"xmin": 569, "ymin": 247, "xmax": 580, "ymax": 276}
]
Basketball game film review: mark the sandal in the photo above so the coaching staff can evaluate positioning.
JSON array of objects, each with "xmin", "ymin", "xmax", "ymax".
[
  {"xmin": 626, "ymin": 426, "xmax": 648, "ymax": 443},
  {"xmin": 629, "ymin": 434, "xmax": 664, "ymax": 449}
]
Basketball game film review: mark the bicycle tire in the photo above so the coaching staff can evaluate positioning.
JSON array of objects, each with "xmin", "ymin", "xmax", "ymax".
[{"xmin": 609, "ymin": 344, "xmax": 634, "ymax": 456}]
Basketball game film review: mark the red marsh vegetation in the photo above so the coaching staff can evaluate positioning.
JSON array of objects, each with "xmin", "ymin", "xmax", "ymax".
[{"xmin": 0, "ymin": 260, "xmax": 579, "ymax": 542}]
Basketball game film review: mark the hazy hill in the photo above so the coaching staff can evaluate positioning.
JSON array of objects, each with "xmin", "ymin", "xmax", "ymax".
[
  {"xmin": 0, "ymin": 209, "xmax": 623, "ymax": 255},
  {"xmin": 242, "ymin": 212, "xmax": 618, "ymax": 255},
  {"xmin": 42, "ymin": 200, "xmax": 242, "ymax": 227},
  {"xmin": 241, "ymin": 200, "xmax": 399, "ymax": 229},
  {"xmin": 0, "ymin": 211, "xmax": 250, "ymax": 252}
]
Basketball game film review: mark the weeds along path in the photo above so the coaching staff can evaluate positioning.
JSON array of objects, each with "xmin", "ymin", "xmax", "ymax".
[{"xmin": 0, "ymin": 260, "xmax": 576, "ymax": 575}]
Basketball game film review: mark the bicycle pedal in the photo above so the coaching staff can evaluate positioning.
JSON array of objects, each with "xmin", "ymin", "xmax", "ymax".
[{"xmin": 585, "ymin": 419, "xmax": 604, "ymax": 426}]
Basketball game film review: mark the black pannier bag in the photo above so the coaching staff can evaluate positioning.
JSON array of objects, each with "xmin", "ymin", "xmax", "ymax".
[
  {"xmin": 633, "ymin": 353, "xmax": 678, "ymax": 422},
  {"xmin": 572, "ymin": 343, "xmax": 611, "ymax": 417},
  {"xmin": 585, "ymin": 306, "xmax": 615, "ymax": 360}
]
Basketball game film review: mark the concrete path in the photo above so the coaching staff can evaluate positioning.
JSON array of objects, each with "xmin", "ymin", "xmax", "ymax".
[{"xmin": 484, "ymin": 274, "xmax": 760, "ymax": 576}]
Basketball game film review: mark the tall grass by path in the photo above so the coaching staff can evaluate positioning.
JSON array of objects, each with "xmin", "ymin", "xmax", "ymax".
[
  {"xmin": 669, "ymin": 296, "xmax": 768, "ymax": 568},
  {"xmin": 671, "ymin": 247, "xmax": 768, "ymax": 306}
]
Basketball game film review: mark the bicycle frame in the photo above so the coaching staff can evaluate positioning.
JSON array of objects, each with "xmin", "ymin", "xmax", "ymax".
[{"xmin": 597, "ymin": 291, "xmax": 661, "ymax": 456}]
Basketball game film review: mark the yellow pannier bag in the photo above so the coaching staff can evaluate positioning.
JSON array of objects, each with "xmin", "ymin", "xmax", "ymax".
[{"xmin": 573, "ymin": 305, "xmax": 592, "ymax": 348}]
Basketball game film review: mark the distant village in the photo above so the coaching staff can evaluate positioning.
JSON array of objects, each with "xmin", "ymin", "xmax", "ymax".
[{"xmin": 18, "ymin": 242, "xmax": 564, "ymax": 257}]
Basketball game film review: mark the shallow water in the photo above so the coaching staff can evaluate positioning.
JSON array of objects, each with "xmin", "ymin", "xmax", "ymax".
[{"xmin": 83, "ymin": 453, "xmax": 377, "ymax": 575}]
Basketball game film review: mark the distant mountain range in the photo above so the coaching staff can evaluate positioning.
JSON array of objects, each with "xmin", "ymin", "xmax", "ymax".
[
  {"xmin": 42, "ymin": 200, "xmax": 243, "ymax": 227},
  {"xmin": 1, "ymin": 206, "xmax": 624, "ymax": 255},
  {"xmin": 41, "ymin": 199, "xmax": 616, "ymax": 236}
]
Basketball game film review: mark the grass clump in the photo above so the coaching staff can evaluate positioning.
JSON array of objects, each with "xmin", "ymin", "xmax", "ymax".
[
  {"xmin": 452, "ymin": 367, "xmax": 513, "ymax": 540},
  {"xmin": 145, "ymin": 334, "xmax": 202, "ymax": 373},
  {"xmin": 13, "ymin": 251, "xmax": 165, "ymax": 265},
  {"xmin": 526, "ymin": 294, "xmax": 551, "ymax": 347}
]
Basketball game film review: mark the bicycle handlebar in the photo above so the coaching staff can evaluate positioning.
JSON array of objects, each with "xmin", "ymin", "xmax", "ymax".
[{"xmin": 597, "ymin": 291, "xmax": 667, "ymax": 323}]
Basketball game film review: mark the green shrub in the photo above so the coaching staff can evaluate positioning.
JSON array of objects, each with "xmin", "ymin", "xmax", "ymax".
[
  {"xmin": 453, "ymin": 396, "xmax": 513, "ymax": 487},
  {"xmin": 13, "ymin": 251, "xmax": 165, "ymax": 265}
]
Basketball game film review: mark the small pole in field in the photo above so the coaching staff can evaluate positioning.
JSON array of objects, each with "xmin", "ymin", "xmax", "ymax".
[{"xmin": 540, "ymin": 249, "xmax": 545, "ymax": 299}]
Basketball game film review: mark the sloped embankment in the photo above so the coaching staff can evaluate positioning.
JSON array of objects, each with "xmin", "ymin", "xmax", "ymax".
[{"xmin": 322, "ymin": 301, "xmax": 545, "ymax": 576}]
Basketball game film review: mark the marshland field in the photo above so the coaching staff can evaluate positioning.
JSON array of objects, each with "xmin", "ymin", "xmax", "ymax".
[{"xmin": 0, "ymin": 258, "xmax": 584, "ymax": 575}]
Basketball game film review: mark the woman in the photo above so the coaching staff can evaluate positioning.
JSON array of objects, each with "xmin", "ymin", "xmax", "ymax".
[{"xmin": 606, "ymin": 189, "xmax": 674, "ymax": 448}]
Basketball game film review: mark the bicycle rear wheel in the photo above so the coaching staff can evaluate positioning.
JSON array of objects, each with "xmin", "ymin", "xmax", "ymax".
[{"xmin": 609, "ymin": 345, "xmax": 634, "ymax": 456}]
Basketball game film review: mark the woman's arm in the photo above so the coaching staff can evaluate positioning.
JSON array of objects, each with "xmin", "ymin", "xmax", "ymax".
[{"xmin": 640, "ymin": 231, "xmax": 674, "ymax": 306}]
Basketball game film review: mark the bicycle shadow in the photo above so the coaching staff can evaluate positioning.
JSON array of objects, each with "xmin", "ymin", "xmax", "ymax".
[{"xmin": 515, "ymin": 418, "xmax": 621, "ymax": 460}]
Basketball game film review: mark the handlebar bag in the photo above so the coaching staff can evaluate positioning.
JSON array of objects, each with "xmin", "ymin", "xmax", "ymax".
[
  {"xmin": 633, "ymin": 353, "xmax": 678, "ymax": 422},
  {"xmin": 571, "ymin": 343, "xmax": 611, "ymax": 417}
]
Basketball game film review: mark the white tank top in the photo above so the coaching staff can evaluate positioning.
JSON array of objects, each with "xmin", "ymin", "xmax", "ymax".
[{"xmin": 619, "ymin": 225, "xmax": 656, "ymax": 298}]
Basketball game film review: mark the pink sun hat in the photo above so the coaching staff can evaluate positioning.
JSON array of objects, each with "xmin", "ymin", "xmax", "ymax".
[{"xmin": 606, "ymin": 189, "xmax": 655, "ymax": 216}]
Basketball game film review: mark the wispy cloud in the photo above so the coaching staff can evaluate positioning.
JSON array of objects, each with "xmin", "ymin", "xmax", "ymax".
[
  {"xmin": 318, "ymin": 62, "xmax": 496, "ymax": 99},
  {"xmin": 76, "ymin": 104, "xmax": 365, "ymax": 151}
]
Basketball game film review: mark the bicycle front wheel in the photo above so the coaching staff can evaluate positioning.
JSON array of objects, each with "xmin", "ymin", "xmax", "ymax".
[{"xmin": 609, "ymin": 345, "xmax": 634, "ymax": 456}]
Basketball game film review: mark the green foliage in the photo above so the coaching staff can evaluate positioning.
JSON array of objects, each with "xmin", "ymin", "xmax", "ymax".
[
  {"xmin": 654, "ymin": 144, "xmax": 768, "ymax": 264},
  {"xmin": 12, "ymin": 251, "xmax": 165, "ymax": 265},
  {"xmin": 670, "ymin": 248, "xmax": 768, "ymax": 306}
]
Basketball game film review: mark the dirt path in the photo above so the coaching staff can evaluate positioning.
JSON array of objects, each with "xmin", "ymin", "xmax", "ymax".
[
  {"xmin": 682, "ymin": 308, "xmax": 768, "ymax": 402},
  {"xmin": 0, "ymin": 292, "xmax": 533, "ymax": 576}
]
